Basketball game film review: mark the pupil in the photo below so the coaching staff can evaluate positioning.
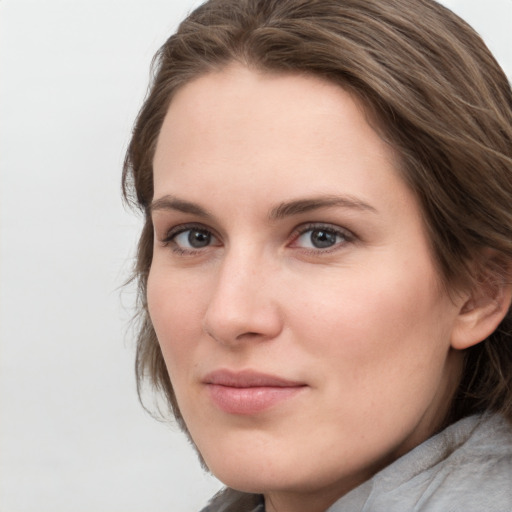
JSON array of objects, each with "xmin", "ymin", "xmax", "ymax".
[
  {"xmin": 311, "ymin": 229, "xmax": 336, "ymax": 248},
  {"xmin": 188, "ymin": 230, "xmax": 210, "ymax": 248}
]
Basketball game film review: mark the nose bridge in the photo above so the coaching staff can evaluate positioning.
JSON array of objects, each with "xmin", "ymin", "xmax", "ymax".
[{"xmin": 203, "ymin": 243, "xmax": 281, "ymax": 344}]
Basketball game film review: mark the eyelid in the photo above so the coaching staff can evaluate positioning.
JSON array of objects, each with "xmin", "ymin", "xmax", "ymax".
[
  {"xmin": 160, "ymin": 222, "xmax": 206, "ymax": 239},
  {"xmin": 288, "ymin": 222, "xmax": 356, "ymax": 250},
  {"xmin": 159, "ymin": 222, "xmax": 221, "ymax": 250}
]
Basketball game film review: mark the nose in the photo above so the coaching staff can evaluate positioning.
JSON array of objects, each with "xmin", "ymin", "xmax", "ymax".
[{"xmin": 203, "ymin": 249, "xmax": 283, "ymax": 346}]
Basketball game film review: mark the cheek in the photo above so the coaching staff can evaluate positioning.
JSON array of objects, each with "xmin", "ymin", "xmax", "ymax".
[
  {"xmin": 289, "ymin": 257, "xmax": 454, "ymax": 388},
  {"xmin": 279, "ymin": 263, "xmax": 457, "ymax": 464},
  {"xmin": 147, "ymin": 267, "xmax": 207, "ymax": 378}
]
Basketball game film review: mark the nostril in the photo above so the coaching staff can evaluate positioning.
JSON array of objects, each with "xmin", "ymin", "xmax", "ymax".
[{"xmin": 236, "ymin": 331, "xmax": 262, "ymax": 340}]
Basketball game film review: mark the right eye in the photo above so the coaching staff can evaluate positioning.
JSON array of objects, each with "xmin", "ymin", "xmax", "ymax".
[
  {"xmin": 174, "ymin": 228, "xmax": 212, "ymax": 248},
  {"xmin": 162, "ymin": 225, "xmax": 220, "ymax": 254}
]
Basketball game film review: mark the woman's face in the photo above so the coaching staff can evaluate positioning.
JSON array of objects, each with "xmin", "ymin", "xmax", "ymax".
[{"xmin": 149, "ymin": 65, "xmax": 465, "ymax": 511}]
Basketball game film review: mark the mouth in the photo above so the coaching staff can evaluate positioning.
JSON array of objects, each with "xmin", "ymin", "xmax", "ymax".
[{"xmin": 202, "ymin": 369, "xmax": 307, "ymax": 415}]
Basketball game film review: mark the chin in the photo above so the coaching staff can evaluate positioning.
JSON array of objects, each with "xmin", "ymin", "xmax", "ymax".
[{"xmin": 198, "ymin": 439, "xmax": 301, "ymax": 493}]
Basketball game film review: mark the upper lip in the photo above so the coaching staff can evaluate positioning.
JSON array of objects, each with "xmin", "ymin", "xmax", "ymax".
[{"xmin": 203, "ymin": 369, "xmax": 306, "ymax": 388}]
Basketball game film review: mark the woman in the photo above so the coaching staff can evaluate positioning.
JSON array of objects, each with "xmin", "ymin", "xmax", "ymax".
[{"xmin": 122, "ymin": 0, "xmax": 512, "ymax": 510}]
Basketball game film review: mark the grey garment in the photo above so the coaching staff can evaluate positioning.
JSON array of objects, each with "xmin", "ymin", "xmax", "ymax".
[
  {"xmin": 200, "ymin": 488, "xmax": 264, "ymax": 512},
  {"xmin": 201, "ymin": 414, "xmax": 512, "ymax": 512},
  {"xmin": 328, "ymin": 413, "xmax": 512, "ymax": 512}
]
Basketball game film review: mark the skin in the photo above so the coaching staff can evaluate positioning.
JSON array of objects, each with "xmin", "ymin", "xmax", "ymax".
[{"xmin": 148, "ymin": 64, "xmax": 470, "ymax": 512}]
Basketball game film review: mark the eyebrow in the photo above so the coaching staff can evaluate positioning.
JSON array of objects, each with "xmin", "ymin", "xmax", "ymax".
[
  {"xmin": 150, "ymin": 195, "xmax": 212, "ymax": 217},
  {"xmin": 149, "ymin": 194, "xmax": 377, "ymax": 219},
  {"xmin": 268, "ymin": 195, "xmax": 377, "ymax": 220}
]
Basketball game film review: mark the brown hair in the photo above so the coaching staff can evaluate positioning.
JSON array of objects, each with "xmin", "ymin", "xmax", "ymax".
[{"xmin": 123, "ymin": 0, "xmax": 512, "ymax": 426}]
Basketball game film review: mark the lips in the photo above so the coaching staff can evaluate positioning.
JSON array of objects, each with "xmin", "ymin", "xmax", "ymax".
[{"xmin": 203, "ymin": 370, "xmax": 307, "ymax": 415}]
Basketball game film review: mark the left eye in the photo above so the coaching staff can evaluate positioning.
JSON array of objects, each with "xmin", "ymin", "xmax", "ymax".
[{"xmin": 293, "ymin": 226, "xmax": 348, "ymax": 250}]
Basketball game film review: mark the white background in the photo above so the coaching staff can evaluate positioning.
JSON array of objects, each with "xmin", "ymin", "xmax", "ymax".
[{"xmin": 1, "ymin": 1, "xmax": 510, "ymax": 511}]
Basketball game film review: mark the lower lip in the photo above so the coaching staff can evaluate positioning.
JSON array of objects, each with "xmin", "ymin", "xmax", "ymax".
[{"xmin": 206, "ymin": 384, "xmax": 305, "ymax": 415}]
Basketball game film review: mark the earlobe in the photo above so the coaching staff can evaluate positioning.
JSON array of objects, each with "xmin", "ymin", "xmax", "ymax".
[{"xmin": 451, "ymin": 270, "xmax": 512, "ymax": 351}]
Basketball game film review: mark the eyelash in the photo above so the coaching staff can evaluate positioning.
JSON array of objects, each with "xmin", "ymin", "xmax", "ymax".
[
  {"xmin": 290, "ymin": 223, "xmax": 355, "ymax": 254},
  {"xmin": 160, "ymin": 222, "xmax": 355, "ymax": 256},
  {"xmin": 161, "ymin": 223, "xmax": 219, "ymax": 255}
]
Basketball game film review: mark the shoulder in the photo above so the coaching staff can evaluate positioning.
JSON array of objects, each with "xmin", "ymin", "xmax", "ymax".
[
  {"xmin": 399, "ymin": 414, "xmax": 512, "ymax": 512},
  {"xmin": 423, "ymin": 414, "xmax": 512, "ymax": 511},
  {"xmin": 355, "ymin": 414, "xmax": 512, "ymax": 512},
  {"xmin": 200, "ymin": 487, "xmax": 264, "ymax": 512}
]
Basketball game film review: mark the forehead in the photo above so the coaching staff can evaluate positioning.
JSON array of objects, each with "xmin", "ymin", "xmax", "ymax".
[
  {"xmin": 151, "ymin": 64, "xmax": 422, "ymax": 235},
  {"xmin": 164, "ymin": 65, "xmax": 363, "ymax": 126},
  {"xmin": 154, "ymin": 65, "xmax": 398, "ymax": 185}
]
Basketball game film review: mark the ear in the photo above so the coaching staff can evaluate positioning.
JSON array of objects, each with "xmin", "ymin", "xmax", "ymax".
[{"xmin": 451, "ymin": 259, "xmax": 512, "ymax": 350}]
